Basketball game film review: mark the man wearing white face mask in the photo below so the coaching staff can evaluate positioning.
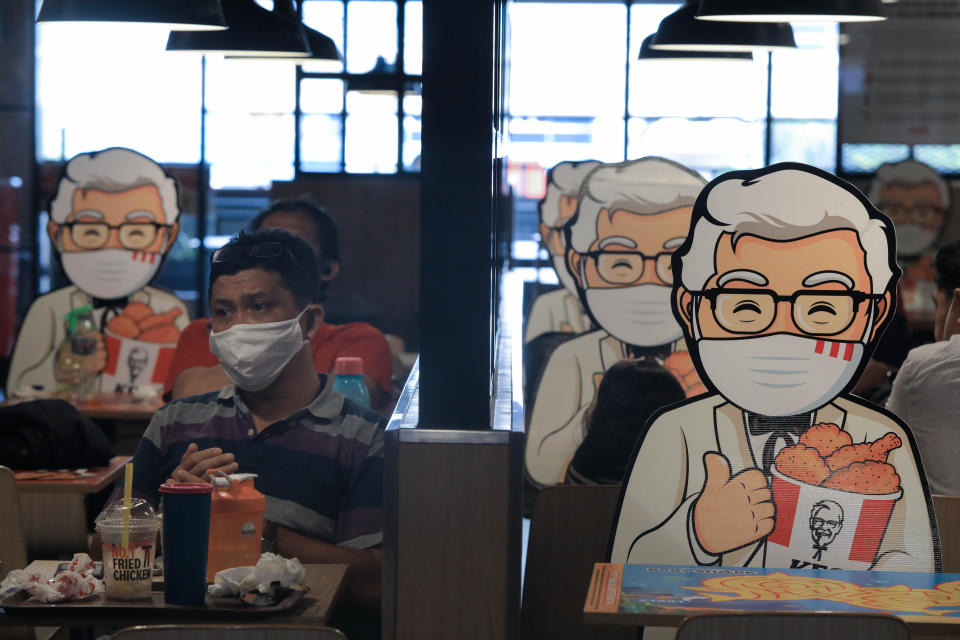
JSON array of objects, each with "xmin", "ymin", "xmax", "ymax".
[
  {"xmin": 525, "ymin": 158, "xmax": 707, "ymax": 487},
  {"xmin": 98, "ymin": 228, "xmax": 385, "ymax": 614},
  {"xmin": 7, "ymin": 147, "xmax": 189, "ymax": 396},
  {"xmin": 609, "ymin": 164, "xmax": 936, "ymax": 577},
  {"xmin": 525, "ymin": 160, "xmax": 599, "ymax": 343}
]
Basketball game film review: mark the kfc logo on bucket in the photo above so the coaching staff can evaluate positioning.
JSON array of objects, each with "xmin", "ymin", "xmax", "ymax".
[
  {"xmin": 766, "ymin": 423, "xmax": 903, "ymax": 570},
  {"xmin": 101, "ymin": 303, "xmax": 182, "ymax": 393}
]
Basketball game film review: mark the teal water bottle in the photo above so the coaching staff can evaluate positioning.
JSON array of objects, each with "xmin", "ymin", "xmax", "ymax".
[{"xmin": 332, "ymin": 356, "xmax": 371, "ymax": 408}]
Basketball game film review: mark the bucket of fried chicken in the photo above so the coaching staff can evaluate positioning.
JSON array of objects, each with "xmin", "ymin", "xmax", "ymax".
[
  {"xmin": 766, "ymin": 424, "xmax": 902, "ymax": 570},
  {"xmin": 101, "ymin": 303, "xmax": 183, "ymax": 394}
]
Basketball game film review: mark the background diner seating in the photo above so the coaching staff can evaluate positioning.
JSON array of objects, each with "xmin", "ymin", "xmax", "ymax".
[
  {"xmin": 271, "ymin": 174, "xmax": 421, "ymax": 351},
  {"xmin": 933, "ymin": 495, "xmax": 960, "ymax": 573},
  {"xmin": 521, "ymin": 484, "xmax": 633, "ymax": 640},
  {"xmin": 109, "ymin": 625, "xmax": 347, "ymax": 640},
  {"xmin": 676, "ymin": 613, "xmax": 909, "ymax": 640},
  {"xmin": 0, "ymin": 465, "xmax": 27, "ymax": 579}
]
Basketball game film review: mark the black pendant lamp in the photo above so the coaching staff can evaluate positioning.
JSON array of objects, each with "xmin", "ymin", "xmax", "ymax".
[
  {"xmin": 37, "ymin": 0, "xmax": 227, "ymax": 30},
  {"xmin": 696, "ymin": 0, "xmax": 886, "ymax": 22},
  {"xmin": 226, "ymin": 0, "xmax": 340, "ymax": 62},
  {"xmin": 166, "ymin": 0, "xmax": 311, "ymax": 57},
  {"xmin": 639, "ymin": 35, "xmax": 753, "ymax": 61},
  {"xmin": 652, "ymin": 3, "xmax": 796, "ymax": 52}
]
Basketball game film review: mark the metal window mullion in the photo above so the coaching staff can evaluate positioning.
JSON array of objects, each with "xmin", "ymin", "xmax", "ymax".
[
  {"xmin": 340, "ymin": 0, "xmax": 348, "ymax": 172},
  {"xmin": 397, "ymin": 0, "xmax": 406, "ymax": 172},
  {"xmin": 623, "ymin": 0, "xmax": 631, "ymax": 161}
]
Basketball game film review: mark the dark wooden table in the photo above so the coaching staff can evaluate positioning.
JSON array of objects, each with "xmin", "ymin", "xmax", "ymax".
[
  {"xmin": 15, "ymin": 457, "xmax": 131, "ymax": 556},
  {"xmin": 0, "ymin": 561, "xmax": 347, "ymax": 628}
]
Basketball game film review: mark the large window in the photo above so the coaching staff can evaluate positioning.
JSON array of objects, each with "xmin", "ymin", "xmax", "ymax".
[
  {"xmin": 36, "ymin": 0, "xmax": 422, "ymax": 187},
  {"xmin": 505, "ymin": 2, "xmax": 841, "ymax": 262}
]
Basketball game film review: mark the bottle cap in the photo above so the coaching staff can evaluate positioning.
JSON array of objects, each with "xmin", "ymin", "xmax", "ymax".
[
  {"xmin": 334, "ymin": 356, "xmax": 364, "ymax": 376},
  {"xmin": 64, "ymin": 304, "xmax": 94, "ymax": 333}
]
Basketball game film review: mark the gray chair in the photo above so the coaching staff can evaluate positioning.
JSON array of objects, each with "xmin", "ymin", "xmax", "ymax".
[
  {"xmin": 521, "ymin": 484, "xmax": 634, "ymax": 640},
  {"xmin": 109, "ymin": 625, "xmax": 347, "ymax": 640},
  {"xmin": 676, "ymin": 613, "xmax": 909, "ymax": 640}
]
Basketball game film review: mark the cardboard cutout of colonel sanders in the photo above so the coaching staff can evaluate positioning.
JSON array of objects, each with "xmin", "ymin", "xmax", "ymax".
[
  {"xmin": 869, "ymin": 160, "xmax": 951, "ymax": 320},
  {"xmin": 7, "ymin": 147, "xmax": 191, "ymax": 396},
  {"xmin": 609, "ymin": 165, "xmax": 939, "ymax": 600},
  {"xmin": 525, "ymin": 160, "xmax": 600, "ymax": 343},
  {"xmin": 525, "ymin": 157, "xmax": 707, "ymax": 486}
]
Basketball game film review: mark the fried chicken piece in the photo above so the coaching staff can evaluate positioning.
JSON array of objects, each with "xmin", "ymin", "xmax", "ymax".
[
  {"xmin": 121, "ymin": 302, "xmax": 154, "ymax": 322},
  {"xmin": 822, "ymin": 461, "xmax": 901, "ymax": 494},
  {"xmin": 107, "ymin": 314, "xmax": 140, "ymax": 339},
  {"xmin": 774, "ymin": 444, "xmax": 831, "ymax": 485},
  {"xmin": 826, "ymin": 432, "xmax": 902, "ymax": 471},
  {"xmin": 798, "ymin": 423, "xmax": 852, "ymax": 457}
]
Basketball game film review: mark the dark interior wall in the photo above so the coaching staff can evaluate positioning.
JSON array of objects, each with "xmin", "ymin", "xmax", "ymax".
[
  {"xmin": 0, "ymin": 0, "xmax": 35, "ymax": 365},
  {"xmin": 271, "ymin": 174, "xmax": 421, "ymax": 349}
]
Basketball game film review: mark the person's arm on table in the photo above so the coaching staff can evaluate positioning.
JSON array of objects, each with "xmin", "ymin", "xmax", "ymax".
[{"xmin": 268, "ymin": 521, "xmax": 382, "ymax": 612}]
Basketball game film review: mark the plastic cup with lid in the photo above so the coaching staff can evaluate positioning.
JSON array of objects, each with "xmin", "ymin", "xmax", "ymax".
[{"xmin": 95, "ymin": 498, "xmax": 161, "ymax": 600}]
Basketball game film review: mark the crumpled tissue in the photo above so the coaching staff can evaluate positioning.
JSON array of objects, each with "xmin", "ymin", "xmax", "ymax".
[
  {"xmin": 207, "ymin": 552, "xmax": 306, "ymax": 597},
  {"xmin": 0, "ymin": 553, "xmax": 104, "ymax": 603}
]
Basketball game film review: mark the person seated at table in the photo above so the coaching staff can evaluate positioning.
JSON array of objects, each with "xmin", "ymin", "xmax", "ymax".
[
  {"xmin": 564, "ymin": 360, "xmax": 685, "ymax": 485},
  {"xmin": 165, "ymin": 198, "xmax": 392, "ymax": 410},
  {"xmin": 887, "ymin": 239, "xmax": 960, "ymax": 495},
  {"xmin": 97, "ymin": 229, "xmax": 384, "ymax": 613}
]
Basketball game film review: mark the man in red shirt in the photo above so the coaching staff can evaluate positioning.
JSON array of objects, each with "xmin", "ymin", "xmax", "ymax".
[{"xmin": 164, "ymin": 199, "xmax": 393, "ymax": 409}]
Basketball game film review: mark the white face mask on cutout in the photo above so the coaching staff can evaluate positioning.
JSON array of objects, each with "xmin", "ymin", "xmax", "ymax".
[
  {"xmin": 209, "ymin": 309, "xmax": 310, "ymax": 392},
  {"xmin": 61, "ymin": 249, "xmax": 161, "ymax": 299},
  {"xmin": 692, "ymin": 300, "xmax": 874, "ymax": 416},
  {"xmin": 896, "ymin": 224, "xmax": 937, "ymax": 257},
  {"xmin": 585, "ymin": 283, "xmax": 683, "ymax": 347}
]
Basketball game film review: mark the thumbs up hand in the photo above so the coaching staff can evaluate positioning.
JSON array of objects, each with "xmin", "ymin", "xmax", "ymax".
[{"xmin": 692, "ymin": 452, "xmax": 775, "ymax": 555}]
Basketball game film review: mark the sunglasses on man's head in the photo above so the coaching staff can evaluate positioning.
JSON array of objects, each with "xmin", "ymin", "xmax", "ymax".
[{"xmin": 210, "ymin": 242, "xmax": 300, "ymax": 268}]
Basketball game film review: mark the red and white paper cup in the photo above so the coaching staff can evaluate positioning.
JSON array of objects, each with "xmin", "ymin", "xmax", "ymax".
[{"xmin": 767, "ymin": 465, "xmax": 901, "ymax": 570}]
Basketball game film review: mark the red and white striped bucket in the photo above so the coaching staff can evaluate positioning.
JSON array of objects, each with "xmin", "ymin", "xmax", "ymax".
[{"xmin": 767, "ymin": 465, "xmax": 901, "ymax": 570}]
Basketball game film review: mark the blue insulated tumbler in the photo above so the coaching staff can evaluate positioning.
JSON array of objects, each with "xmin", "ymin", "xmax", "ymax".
[{"xmin": 160, "ymin": 482, "xmax": 214, "ymax": 605}]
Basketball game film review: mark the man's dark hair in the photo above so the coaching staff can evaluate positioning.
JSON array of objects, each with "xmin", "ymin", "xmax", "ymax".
[
  {"xmin": 569, "ymin": 360, "xmax": 685, "ymax": 484},
  {"xmin": 250, "ymin": 198, "xmax": 341, "ymax": 265},
  {"xmin": 934, "ymin": 239, "xmax": 960, "ymax": 293},
  {"xmin": 209, "ymin": 228, "xmax": 319, "ymax": 308}
]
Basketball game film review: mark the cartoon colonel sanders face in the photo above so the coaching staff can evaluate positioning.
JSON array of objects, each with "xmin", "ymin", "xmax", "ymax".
[{"xmin": 810, "ymin": 500, "xmax": 844, "ymax": 549}]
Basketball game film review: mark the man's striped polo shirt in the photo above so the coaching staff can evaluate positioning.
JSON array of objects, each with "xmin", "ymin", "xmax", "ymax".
[{"xmin": 109, "ymin": 374, "xmax": 384, "ymax": 549}]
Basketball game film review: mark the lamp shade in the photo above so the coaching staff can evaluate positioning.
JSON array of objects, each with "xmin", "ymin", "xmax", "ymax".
[
  {"xmin": 652, "ymin": 4, "xmax": 796, "ymax": 52},
  {"xmin": 37, "ymin": 0, "xmax": 227, "ymax": 30},
  {"xmin": 696, "ymin": 0, "xmax": 886, "ymax": 22},
  {"xmin": 226, "ymin": 0, "xmax": 340, "ymax": 62},
  {"xmin": 166, "ymin": 0, "xmax": 310, "ymax": 57},
  {"xmin": 638, "ymin": 35, "xmax": 753, "ymax": 61}
]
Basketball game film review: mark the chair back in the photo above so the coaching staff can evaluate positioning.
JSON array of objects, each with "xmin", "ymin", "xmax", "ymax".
[
  {"xmin": 676, "ymin": 613, "xmax": 909, "ymax": 640},
  {"xmin": 521, "ymin": 484, "xmax": 634, "ymax": 640},
  {"xmin": 110, "ymin": 625, "xmax": 347, "ymax": 640},
  {"xmin": 933, "ymin": 494, "xmax": 960, "ymax": 572},
  {"xmin": 0, "ymin": 465, "xmax": 27, "ymax": 579}
]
